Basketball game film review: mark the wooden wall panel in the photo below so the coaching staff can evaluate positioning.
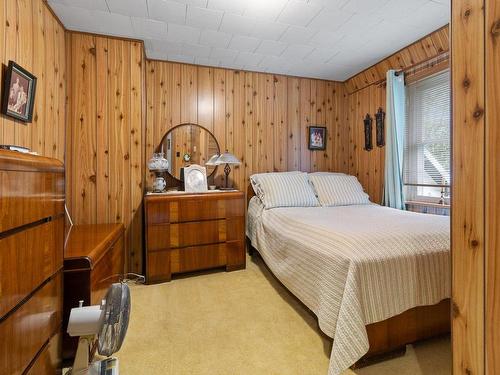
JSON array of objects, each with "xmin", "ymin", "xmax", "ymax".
[
  {"xmin": 66, "ymin": 33, "xmax": 144, "ymax": 272},
  {"xmin": 345, "ymin": 26, "xmax": 449, "ymax": 94},
  {"xmin": 486, "ymin": 1, "xmax": 500, "ymax": 373},
  {"xmin": 451, "ymin": 1, "xmax": 485, "ymax": 372},
  {"xmin": 145, "ymin": 60, "xmax": 348, "ymax": 194},
  {"xmin": 346, "ymin": 83, "xmax": 385, "ymax": 204},
  {"xmin": 0, "ymin": 0, "xmax": 65, "ymax": 161}
]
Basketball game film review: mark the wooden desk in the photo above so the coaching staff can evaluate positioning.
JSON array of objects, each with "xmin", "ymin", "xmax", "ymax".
[{"xmin": 62, "ymin": 223, "xmax": 124, "ymax": 360}]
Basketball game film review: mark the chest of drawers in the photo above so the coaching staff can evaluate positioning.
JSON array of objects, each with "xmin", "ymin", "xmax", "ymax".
[{"xmin": 144, "ymin": 191, "xmax": 245, "ymax": 283}]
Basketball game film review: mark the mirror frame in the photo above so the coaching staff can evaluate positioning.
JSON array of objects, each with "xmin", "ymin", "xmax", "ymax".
[{"xmin": 155, "ymin": 122, "xmax": 221, "ymax": 183}]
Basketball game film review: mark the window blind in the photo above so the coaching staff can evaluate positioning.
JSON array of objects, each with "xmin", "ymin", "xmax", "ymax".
[{"xmin": 404, "ymin": 70, "xmax": 451, "ymax": 200}]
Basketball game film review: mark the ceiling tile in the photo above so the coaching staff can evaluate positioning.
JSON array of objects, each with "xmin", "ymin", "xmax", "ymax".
[
  {"xmin": 168, "ymin": 54, "xmax": 196, "ymax": 63},
  {"xmin": 374, "ymin": 0, "xmax": 428, "ymax": 19},
  {"xmin": 234, "ymin": 51, "xmax": 265, "ymax": 66},
  {"xmin": 341, "ymin": 0, "xmax": 390, "ymax": 14},
  {"xmin": 228, "ymin": 35, "xmax": 261, "ymax": 52},
  {"xmin": 307, "ymin": 0, "xmax": 345, "ymax": 10},
  {"xmin": 210, "ymin": 47, "xmax": 239, "ymax": 61},
  {"xmin": 49, "ymin": 0, "xmax": 109, "ymax": 12},
  {"xmin": 198, "ymin": 29, "xmax": 232, "ymax": 48},
  {"xmin": 207, "ymin": 0, "xmax": 246, "ymax": 15},
  {"xmin": 106, "ymin": 0, "xmax": 148, "ymax": 17},
  {"xmin": 259, "ymin": 55, "xmax": 294, "ymax": 71},
  {"xmin": 146, "ymin": 39, "xmax": 183, "ymax": 54},
  {"xmin": 186, "ymin": 5, "xmax": 223, "ymax": 30},
  {"xmin": 279, "ymin": 26, "xmax": 316, "ymax": 44},
  {"xmin": 166, "ymin": 23, "xmax": 201, "ymax": 43},
  {"xmin": 219, "ymin": 13, "xmax": 256, "ymax": 36},
  {"xmin": 169, "ymin": 0, "xmax": 207, "ymax": 6},
  {"xmin": 400, "ymin": 1, "xmax": 450, "ymax": 30},
  {"xmin": 94, "ymin": 11, "xmax": 136, "ymax": 37},
  {"xmin": 182, "ymin": 43, "xmax": 212, "ymax": 57},
  {"xmin": 132, "ymin": 17, "xmax": 168, "ymax": 39},
  {"xmin": 339, "ymin": 12, "xmax": 383, "ymax": 33},
  {"xmin": 147, "ymin": 0, "xmax": 187, "ymax": 24},
  {"xmin": 304, "ymin": 47, "xmax": 340, "ymax": 63},
  {"xmin": 147, "ymin": 50, "xmax": 169, "ymax": 60},
  {"xmin": 243, "ymin": 0, "xmax": 288, "ymax": 20},
  {"xmin": 280, "ymin": 44, "xmax": 314, "ymax": 59},
  {"xmin": 307, "ymin": 8, "xmax": 354, "ymax": 32},
  {"xmin": 49, "ymin": 0, "xmax": 450, "ymax": 81},
  {"xmin": 309, "ymin": 30, "xmax": 345, "ymax": 48},
  {"xmin": 48, "ymin": 3, "xmax": 93, "ymax": 29},
  {"xmin": 194, "ymin": 56, "xmax": 221, "ymax": 66},
  {"xmin": 255, "ymin": 40, "xmax": 288, "ymax": 56},
  {"xmin": 251, "ymin": 20, "xmax": 288, "ymax": 41},
  {"xmin": 277, "ymin": 0, "xmax": 322, "ymax": 27}
]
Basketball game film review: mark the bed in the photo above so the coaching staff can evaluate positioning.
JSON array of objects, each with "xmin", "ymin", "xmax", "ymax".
[{"xmin": 246, "ymin": 182, "xmax": 450, "ymax": 375}]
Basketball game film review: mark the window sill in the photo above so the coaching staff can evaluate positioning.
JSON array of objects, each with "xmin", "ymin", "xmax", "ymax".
[{"xmin": 405, "ymin": 200, "xmax": 450, "ymax": 209}]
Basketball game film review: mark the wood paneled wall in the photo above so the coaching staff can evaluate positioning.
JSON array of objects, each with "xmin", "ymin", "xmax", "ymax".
[
  {"xmin": 345, "ymin": 26, "xmax": 449, "ymax": 203},
  {"xmin": 451, "ymin": 0, "xmax": 499, "ymax": 373},
  {"xmin": 65, "ymin": 32, "xmax": 145, "ymax": 272},
  {"xmin": 486, "ymin": 1, "xmax": 500, "ymax": 372},
  {"xmin": 346, "ymin": 83, "xmax": 386, "ymax": 203},
  {"xmin": 145, "ymin": 60, "xmax": 348, "ymax": 192},
  {"xmin": 0, "ymin": 0, "xmax": 66, "ymax": 161},
  {"xmin": 345, "ymin": 26, "xmax": 449, "ymax": 94}
]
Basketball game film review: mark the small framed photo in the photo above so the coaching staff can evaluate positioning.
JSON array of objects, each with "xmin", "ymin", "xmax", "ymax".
[
  {"xmin": 1, "ymin": 61, "xmax": 37, "ymax": 123},
  {"xmin": 308, "ymin": 126, "xmax": 326, "ymax": 150},
  {"xmin": 184, "ymin": 164, "xmax": 208, "ymax": 193}
]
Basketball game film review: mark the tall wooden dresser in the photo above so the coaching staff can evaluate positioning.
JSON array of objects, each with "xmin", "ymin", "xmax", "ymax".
[
  {"xmin": 144, "ymin": 191, "xmax": 245, "ymax": 283},
  {"xmin": 0, "ymin": 150, "xmax": 65, "ymax": 374}
]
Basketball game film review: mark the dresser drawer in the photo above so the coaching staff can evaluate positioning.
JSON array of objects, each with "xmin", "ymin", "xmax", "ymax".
[
  {"xmin": 25, "ymin": 332, "xmax": 61, "ymax": 375},
  {"xmin": 171, "ymin": 244, "xmax": 227, "ymax": 273},
  {"xmin": 0, "ymin": 273, "xmax": 62, "ymax": 375},
  {"xmin": 170, "ymin": 220, "xmax": 226, "ymax": 248},
  {"xmin": 169, "ymin": 199, "xmax": 226, "ymax": 222},
  {"xmin": 0, "ymin": 217, "xmax": 63, "ymax": 319}
]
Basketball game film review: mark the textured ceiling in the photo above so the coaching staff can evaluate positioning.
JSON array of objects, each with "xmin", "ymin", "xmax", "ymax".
[{"xmin": 48, "ymin": 0, "xmax": 450, "ymax": 81}]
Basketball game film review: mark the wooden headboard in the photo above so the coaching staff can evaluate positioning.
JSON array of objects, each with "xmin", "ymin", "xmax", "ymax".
[{"xmin": 0, "ymin": 149, "xmax": 64, "ymax": 374}]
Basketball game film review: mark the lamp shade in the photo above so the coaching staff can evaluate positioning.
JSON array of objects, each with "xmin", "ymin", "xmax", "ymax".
[
  {"xmin": 215, "ymin": 151, "xmax": 241, "ymax": 165},
  {"xmin": 205, "ymin": 153, "xmax": 220, "ymax": 166}
]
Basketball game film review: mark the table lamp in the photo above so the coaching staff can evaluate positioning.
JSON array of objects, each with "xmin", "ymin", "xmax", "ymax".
[{"xmin": 214, "ymin": 151, "xmax": 241, "ymax": 190}]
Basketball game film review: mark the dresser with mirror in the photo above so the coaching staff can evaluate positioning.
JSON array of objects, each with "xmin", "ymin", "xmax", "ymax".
[{"xmin": 144, "ymin": 123, "xmax": 245, "ymax": 283}]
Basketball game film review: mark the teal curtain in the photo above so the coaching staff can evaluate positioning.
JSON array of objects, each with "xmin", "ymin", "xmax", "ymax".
[{"xmin": 383, "ymin": 70, "xmax": 406, "ymax": 210}]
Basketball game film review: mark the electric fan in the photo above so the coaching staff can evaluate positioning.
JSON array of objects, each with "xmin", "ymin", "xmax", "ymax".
[{"xmin": 66, "ymin": 282, "xmax": 131, "ymax": 375}]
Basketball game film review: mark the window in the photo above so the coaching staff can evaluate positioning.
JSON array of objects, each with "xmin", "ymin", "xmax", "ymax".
[{"xmin": 404, "ymin": 70, "xmax": 451, "ymax": 204}]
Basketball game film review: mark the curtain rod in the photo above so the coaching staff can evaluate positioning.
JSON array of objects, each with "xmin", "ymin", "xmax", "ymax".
[
  {"xmin": 348, "ymin": 52, "xmax": 450, "ymax": 94},
  {"xmin": 395, "ymin": 52, "xmax": 449, "ymax": 77}
]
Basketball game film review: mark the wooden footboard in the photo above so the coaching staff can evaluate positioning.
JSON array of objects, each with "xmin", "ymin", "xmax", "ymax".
[
  {"xmin": 355, "ymin": 298, "xmax": 450, "ymax": 367},
  {"xmin": 247, "ymin": 240, "xmax": 451, "ymax": 367}
]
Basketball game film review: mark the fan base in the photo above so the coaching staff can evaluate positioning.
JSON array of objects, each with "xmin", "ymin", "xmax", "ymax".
[{"xmin": 64, "ymin": 358, "xmax": 119, "ymax": 375}]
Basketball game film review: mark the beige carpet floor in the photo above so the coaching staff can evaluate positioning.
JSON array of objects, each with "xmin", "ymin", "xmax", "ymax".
[{"xmin": 116, "ymin": 254, "xmax": 451, "ymax": 375}]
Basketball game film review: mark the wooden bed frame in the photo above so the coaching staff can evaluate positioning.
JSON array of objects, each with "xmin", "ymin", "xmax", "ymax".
[{"xmin": 246, "ymin": 184, "xmax": 450, "ymax": 367}]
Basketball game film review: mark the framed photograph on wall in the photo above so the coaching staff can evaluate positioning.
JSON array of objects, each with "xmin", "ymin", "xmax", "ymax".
[
  {"xmin": 308, "ymin": 126, "xmax": 326, "ymax": 150},
  {"xmin": 1, "ymin": 61, "xmax": 37, "ymax": 123}
]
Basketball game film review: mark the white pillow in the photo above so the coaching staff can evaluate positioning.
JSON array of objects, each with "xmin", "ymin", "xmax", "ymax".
[
  {"xmin": 308, "ymin": 174, "xmax": 370, "ymax": 206},
  {"xmin": 250, "ymin": 172, "xmax": 319, "ymax": 209},
  {"xmin": 308, "ymin": 171, "xmax": 347, "ymax": 176}
]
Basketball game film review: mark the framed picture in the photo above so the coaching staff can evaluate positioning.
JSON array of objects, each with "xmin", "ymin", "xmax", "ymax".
[
  {"xmin": 308, "ymin": 126, "xmax": 326, "ymax": 150},
  {"xmin": 1, "ymin": 61, "xmax": 37, "ymax": 122},
  {"xmin": 184, "ymin": 164, "xmax": 208, "ymax": 193}
]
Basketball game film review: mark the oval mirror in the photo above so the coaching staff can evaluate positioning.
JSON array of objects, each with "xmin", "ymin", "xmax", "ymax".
[{"xmin": 156, "ymin": 123, "xmax": 220, "ymax": 182}]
